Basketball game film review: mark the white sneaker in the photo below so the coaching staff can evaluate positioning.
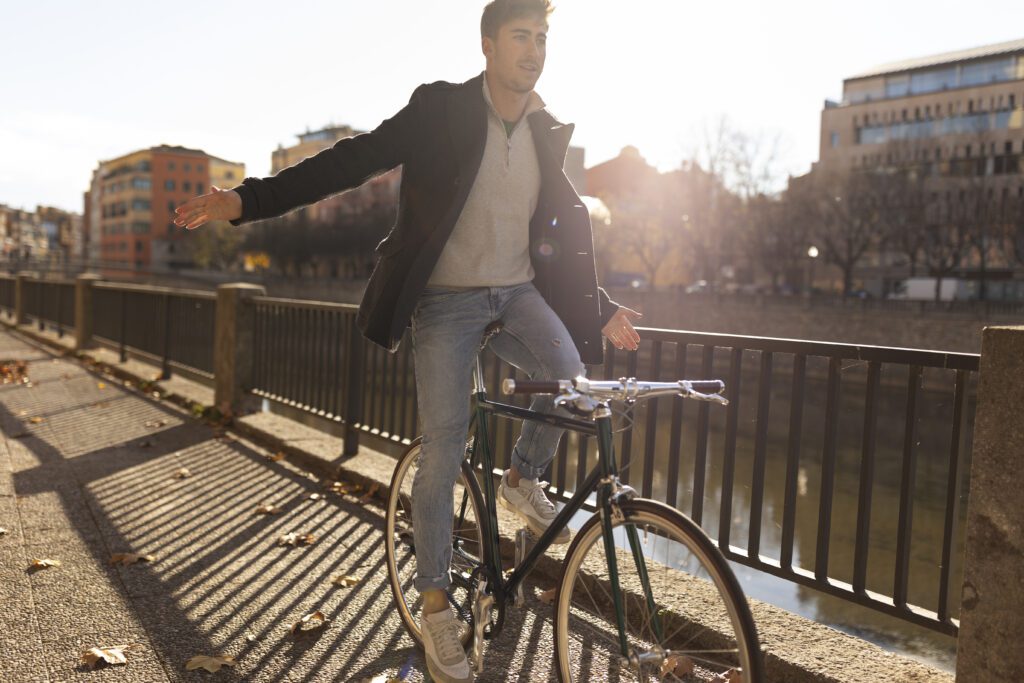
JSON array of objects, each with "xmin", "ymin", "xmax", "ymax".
[
  {"xmin": 421, "ymin": 609, "xmax": 472, "ymax": 683},
  {"xmin": 498, "ymin": 471, "xmax": 570, "ymax": 544}
]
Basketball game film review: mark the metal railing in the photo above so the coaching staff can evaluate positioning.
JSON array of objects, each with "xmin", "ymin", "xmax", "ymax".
[
  {"xmin": 0, "ymin": 275, "xmax": 16, "ymax": 315},
  {"xmin": 92, "ymin": 282, "xmax": 216, "ymax": 379},
  {"xmin": 22, "ymin": 278, "xmax": 76, "ymax": 338}
]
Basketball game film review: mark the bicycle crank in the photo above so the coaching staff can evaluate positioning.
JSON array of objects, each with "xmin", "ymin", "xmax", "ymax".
[{"xmin": 470, "ymin": 576, "xmax": 494, "ymax": 674}]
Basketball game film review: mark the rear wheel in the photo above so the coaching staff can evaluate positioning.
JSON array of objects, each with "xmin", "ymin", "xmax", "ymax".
[
  {"xmin": 384, "ymin": 438, "xmax": 488, "ymax": 646},
  {"xmin": 554, "ymin": 499, "xmax": 763, "ymax": 682}
]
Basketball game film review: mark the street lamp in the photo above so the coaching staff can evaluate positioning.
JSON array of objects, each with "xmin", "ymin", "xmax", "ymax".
[{"xmin": 806, "ymin": 245, "xmax": 819, "ymax": 296}]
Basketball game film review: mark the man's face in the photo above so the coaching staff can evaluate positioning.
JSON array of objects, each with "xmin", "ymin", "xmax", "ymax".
[{"xmin": 483, "ymin": 15, "xmax": 547, "ymax": 94}]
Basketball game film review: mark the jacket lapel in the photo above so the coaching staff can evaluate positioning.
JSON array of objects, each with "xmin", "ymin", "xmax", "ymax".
[{"xmin": 447, "ymin": 74, "xmax": 488, "ymax": 183}]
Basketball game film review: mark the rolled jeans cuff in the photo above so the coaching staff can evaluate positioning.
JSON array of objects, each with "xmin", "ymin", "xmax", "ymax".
[
  {"xmin": 414, "ymin": 570, "xmax": 452, "ymax": 593},
  {"xmin": 511, "ymin": 446, "xmax": 549, "ymax": 481}
]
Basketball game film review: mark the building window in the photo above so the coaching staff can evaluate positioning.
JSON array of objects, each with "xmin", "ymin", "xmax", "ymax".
[
  {"xmin": 165, "ymin": 179, "xmax": 175, "ymax": 191},
  {"xmin": 830, "ymin": 132, "xmax": 840, "ymax": 148},
  {"xmin": 196, "ymin": 182, "xmax": 204, "ymax": 194},
  {"xmin": 131, "ymin": 222, "xmax": 150, "ymax": 234},
  {"xmin": 197, "ymin": 164, "xmax": 204, "ymax": 172},
  {"xmin": 168, "ymin": 162, "xmax": 175, "ymax": 170},
  {"xmin": 184, "ymin": 162, "xmax": 191, "ymax": 172},
  {"xmin": 183, "ymin": 181, "xmax": 192, "ymax": 193},
  {"xmin": 131, "ymin": 199, "xmax": 151, "ymax": 211},
  {"xmin": 168, "ymin": 200, "xmax": 176, "ymax": 213},
  {"xmin": 135, "ymin": 240, "xmax": 143, "ymax": 253},
  {"xmin": 131, "ymin": 177, "xmax": 151, "ymax": 190}
]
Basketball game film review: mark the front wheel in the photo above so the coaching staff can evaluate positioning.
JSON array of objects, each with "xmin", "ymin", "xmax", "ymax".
[
  {"xmin": 554, "ymin": 499, "xmax": 763, "ymax": 682},
  {"xmin": 384, "ymin": 438, "xmax": 488, "ymax": 646}
]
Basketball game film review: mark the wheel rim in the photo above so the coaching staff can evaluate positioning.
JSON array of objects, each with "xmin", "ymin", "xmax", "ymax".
[
  {"xmin": 385, "ymin": 442, "xmax": 484, "ymax": 646},
  {"xmin": 555, "ymin": 504, "xmax": 758, "ymax": 682}
]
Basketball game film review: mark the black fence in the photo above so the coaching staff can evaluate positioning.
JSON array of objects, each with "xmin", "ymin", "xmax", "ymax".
[
  {"xmin": 1, "ymin": 275, "xmax": 977, "ymax": 636},
  {"xmin": 92, "ymin": 283, "xmax": 216, "ymax": 379}
]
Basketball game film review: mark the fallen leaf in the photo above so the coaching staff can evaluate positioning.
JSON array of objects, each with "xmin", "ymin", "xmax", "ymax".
[
  {"xmin": 173, "ymin": 468, "xmax": 192, "ymax": 479},
  {"xmin": 711, "ymin": 669, "xmax": 744, "ymax": 683},
  {"xmin": 538, "ymin": 587, "xmax": 557, "ymax": 605},
  {"xmin": 152, "ymin": 391, "xmax": 161, "ymax": 399},
  {"xmin": 28, "ymin": 416, "xmax": 44, "ymax": 424},
  {"xmin": 185, "ymin": 654, "xmax": 236, "ymax": 672},
  {"xmin": 278, "ymin": 532, "xmax": 317, "ymax": 547},
  {"xmin": 17, "ymin": 409, "xmax": 27, "ymax": 416},
  {"xmin": 308, "ymin": 493, "xmax": 323, "ymax": 501},
  {"xmin": 0, "ymin": 527, "xmax": 9, "ymax": 536},
  {"xmin": 267, "ymin": 451, "xmax": 286, "ymax": 462},
  {"xmin": 95, "ymin": 401, "xmax": 110, "ymax": 409},
  {"xmin": 98, "ymin": 382, "xmax": 106, "ymax": 389},
  {"xmin": 110, "ymin": 553, "xmax": 155, "ymax": 566},
  {"xmin": 144, "ymin": 419, "xmax": 169, "ymax": 428},
  {"xmin": 30, "ymin": 558, "xmax": 61, "ymax": 570},
  {"xmin": 255, "ymin": 503, "xmax": 284, "ymax": 515},
  {"xmin": 332, "ymin": 574, "xmax": 359, "ymax": 587},
  {"xmin": 290, "ymin": 610, "xmax": 329, "ymax": 637},
  {"xmin": 80, "ymin": 644, "xmax": 132, "ymax": 668},
  {"xmin": 661, "ymin": 655, "xmax": 695, "ymax": 677},
  {"xmin": 359, "ymin": 482, "xmax": 381, "ymax": 503}
]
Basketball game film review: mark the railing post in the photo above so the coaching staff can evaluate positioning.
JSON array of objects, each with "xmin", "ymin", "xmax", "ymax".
[
  {"xmin": 159, "ymin": 293, "xmax": 171, "ymax": 380},
  {"xmin": 342, "ymin": 317, "xmax": 365, "ymax": 456},
  {"xmin": 15, "ymin": 271, "xmax": 33, "ymax": 326},
  {"xmin": 213, "ymin": 283, "xmax": 266, "ymax": 418},
  {"xmin": 74, "ymin": 273, "xmax": 101, "ymax": 351},
  {"xmin": 955, "ymin": 325, "xmax": 1024, "ymax": 682}
]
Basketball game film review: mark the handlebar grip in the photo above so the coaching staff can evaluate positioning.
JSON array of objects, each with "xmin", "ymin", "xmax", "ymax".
[
  {"xmin": 502, "ymin": 379, "xmax": 566, "ymax": 395},
  {"xmin": 688, "ymin": 380, "xmax": 725, "ymax": 394}
]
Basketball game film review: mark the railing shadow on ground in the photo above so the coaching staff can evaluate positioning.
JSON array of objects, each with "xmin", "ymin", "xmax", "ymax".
[{"xmin": 0, "ymin": 344, "xmax": 555, "ymax": 681}]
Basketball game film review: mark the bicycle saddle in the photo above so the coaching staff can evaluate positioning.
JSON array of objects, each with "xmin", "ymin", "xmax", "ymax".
[{"xmin": 480, "ymin": 320, "xmax": 504, "ymax": 349}]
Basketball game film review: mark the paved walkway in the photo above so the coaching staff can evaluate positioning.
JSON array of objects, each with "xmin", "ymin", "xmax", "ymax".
[{"xmin": 0, "ymin": 330, "xmax": 557, "ymax": 682}]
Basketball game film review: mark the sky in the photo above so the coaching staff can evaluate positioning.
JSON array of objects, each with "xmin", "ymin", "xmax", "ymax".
[{"xmin": 1, "ymin": 0, "xmax": 1022, "ymax": 214}]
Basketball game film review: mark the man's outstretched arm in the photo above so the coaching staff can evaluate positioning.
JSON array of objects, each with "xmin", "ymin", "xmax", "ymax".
[{"xmin": 174, "ymin": 84, "xmax": 427, "ymax": 231}]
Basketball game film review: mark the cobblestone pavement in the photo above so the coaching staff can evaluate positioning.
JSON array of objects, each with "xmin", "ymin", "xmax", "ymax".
[{"xmin": 0, "ymin": 330, "xmax": 559, "ymax": 682}]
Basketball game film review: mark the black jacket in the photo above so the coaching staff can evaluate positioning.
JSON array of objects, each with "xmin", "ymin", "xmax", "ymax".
[{"xmin": 231, "ymin": 73, "xmax": 618, "ymax": 365}]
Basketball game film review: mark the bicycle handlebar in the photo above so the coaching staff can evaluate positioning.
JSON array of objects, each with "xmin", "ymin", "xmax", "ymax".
[{"xmin": 501, "ymin": 377, "xmax": 728, "ymax": 405}]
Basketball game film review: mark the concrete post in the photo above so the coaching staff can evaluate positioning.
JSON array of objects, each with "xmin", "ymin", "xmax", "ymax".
[
  {"xmin": 15, "ymin": 271, "xmax": 34, "ymax": 325},
  {"xmin": 213, "ymin": 283, "xmax": 266, "ymax": 418},
  {"xmin": 955, "ymin": 325, "xmax": 1024, "ymax": 682},
  {"xmin": 74, "ymin": 273, "xmax": 102, "ymax": 351}
]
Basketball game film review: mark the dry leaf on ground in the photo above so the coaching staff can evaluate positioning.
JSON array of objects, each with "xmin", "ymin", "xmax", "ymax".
[
  {"xmin": 110, "ymin": 553, "xmax": 155, "ymax": 566},
  {"xmin": 81, "ymin": 644, "xmax": 133, "ymax": 668},
  {"xmin": 144, "ymin": 419, "xmax": 169, "ymax": 428},
  {"xmin": 308, "ymin": 493, "xmax": 323, "ymax": 501},
  {"xmin": 359, "ymin": 482, "xmax": 381, "ymax": 503},
  {"xmin": 256, "ymin": 503, "xmax": 284, "ymax": 515},
  {"xmin": 290, "ymin": 610, "xmax": 329, "ymax": 637},
  {"xmin": 0, "ymin": 527, "xmax": 9, "ymax": 536},
  {"xmin": 661, "ymin": 655, "xmax": 695, "ymax": 677},
  {"xmin": 267, "ymin": 451, "xmax": 286, "ymax": 462},
  {"xmin": 278, "ymin": 532, "xmax": 317, "ymax": 547},
  {"xmin": 173, "ymin": 468, "xmax": 191, "ymax": 479},
  {"xmin": 97, "ymin": 382, "xmax": 106, "ymax": 389},
  {"xmin": 711, "ymin": 669, "xmax": 743, "ymax": 682},
  {"xmin": 332, "ymin": 574, "xmax": 359, "ymax": 587},
  {"xmin": 28, "ymin": 416, "xmax": 44, "ymax": 424},
  {"xmin": 30, "ymin": 558, "xmax": 61, "ymax": 570},
  {"xmin": 538, "ymin": 588, "xmax": 557, "ymax": 605},
  {"xmin": 185, "ymin": 654, "xmax": 236, "ymax": 672}
]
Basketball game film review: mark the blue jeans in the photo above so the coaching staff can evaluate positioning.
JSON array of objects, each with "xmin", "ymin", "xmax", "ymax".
[{"xmin": 410, "ymin": 282, "xmax": 584, "ymax": 592}]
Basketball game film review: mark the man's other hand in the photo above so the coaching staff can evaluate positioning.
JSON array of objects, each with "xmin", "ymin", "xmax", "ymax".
[
  {"xmin": 601, "ymin": 306, "xmax": 642, "ymax": 351},
  {"xmin": 173, "ymin": 186, "xmax": 243, "ymax": 230}
]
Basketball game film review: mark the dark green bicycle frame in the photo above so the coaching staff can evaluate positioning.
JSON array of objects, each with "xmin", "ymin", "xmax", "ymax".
[{"xmin": 463, "ymin": 386, "xmax": 664, "ymax": 657}]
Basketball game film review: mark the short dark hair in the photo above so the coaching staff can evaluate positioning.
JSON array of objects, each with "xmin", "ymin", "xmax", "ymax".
[{"xmin": 480, "ymin": 0, "xmax": 553, "ymax": 39}]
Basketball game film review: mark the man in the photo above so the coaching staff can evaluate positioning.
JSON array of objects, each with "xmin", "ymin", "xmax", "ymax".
[{"xmin": 175, "ymin": 1, "xmax": 640, "ymax": 679}]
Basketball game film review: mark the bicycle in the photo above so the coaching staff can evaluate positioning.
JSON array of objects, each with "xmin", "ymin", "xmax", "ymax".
[{"xmin": 385, "ymin": 324, "xmax": 764, "ymax": 682}]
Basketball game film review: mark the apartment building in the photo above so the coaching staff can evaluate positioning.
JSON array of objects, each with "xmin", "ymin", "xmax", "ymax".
[
  {"xmin": 819, "ymin": 38, "xmax": 1024, "ymax": 180},
  {"xmin": 85, "ymin": 145, "xmax": 244, "ymax": 270}
]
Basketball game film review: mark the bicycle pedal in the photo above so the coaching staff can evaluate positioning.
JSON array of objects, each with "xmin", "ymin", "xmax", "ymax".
[{"xmin": 513, "ymin": 529, "xmax": 529, "ymax": 607}]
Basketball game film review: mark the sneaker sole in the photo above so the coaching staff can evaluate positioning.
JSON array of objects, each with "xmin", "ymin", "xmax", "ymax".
[
  {"xmin": 498, "ymin": 490, "xmax": 570, "ymax": 544},
  {"xmin": 425, "ymin": 659, "xmax": 473, "ymax": 683}
]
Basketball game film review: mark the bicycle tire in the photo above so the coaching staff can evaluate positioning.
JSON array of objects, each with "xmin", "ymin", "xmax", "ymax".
[
  {"xmin": 384, "ymin": 437, "xmax": 489, "ymax": 646},
  {"xmin": 554, "ymin": 498, "xmax": 763, "ymax": 682}
]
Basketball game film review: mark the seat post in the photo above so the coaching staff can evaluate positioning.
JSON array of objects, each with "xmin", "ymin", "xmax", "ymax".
[{"xmin": 473, "ymin": 353, "xmax": 487, "ymax": 395}]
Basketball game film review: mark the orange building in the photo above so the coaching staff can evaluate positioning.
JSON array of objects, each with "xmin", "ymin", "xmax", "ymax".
[{"xmin": 86, "ymin": 145, "xmax": 244, "ymax": 271}]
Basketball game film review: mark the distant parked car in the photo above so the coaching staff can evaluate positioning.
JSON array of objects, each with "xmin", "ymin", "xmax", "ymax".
[{"xmin": 684, "ymin": 280, "xmax": 713, "ymax": 294}]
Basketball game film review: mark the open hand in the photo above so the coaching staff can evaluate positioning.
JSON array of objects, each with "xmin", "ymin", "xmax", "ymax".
[
  {"xmin": 173, "ymin": 186, "xmax": 242, "ymax": 230},
  {"xmin": 601, "ymin": 306, "xmax": 642, "ymax": 351}
]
